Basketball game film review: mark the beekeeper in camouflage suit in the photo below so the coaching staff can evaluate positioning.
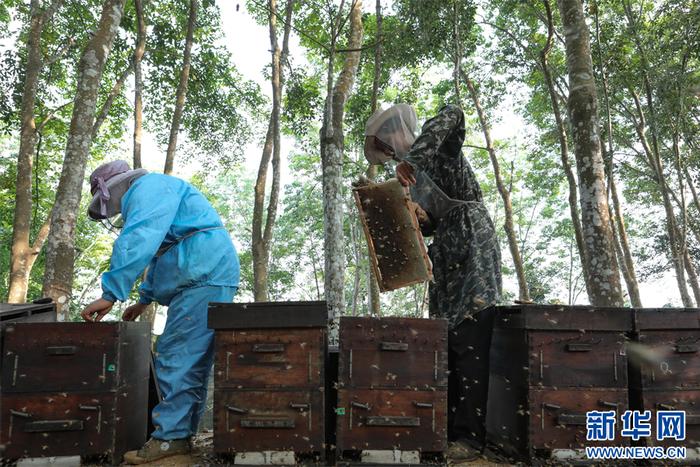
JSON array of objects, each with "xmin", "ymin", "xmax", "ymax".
[{"xmin": 364, "ymin": 103, "xmax": 502, "ymax": 458}]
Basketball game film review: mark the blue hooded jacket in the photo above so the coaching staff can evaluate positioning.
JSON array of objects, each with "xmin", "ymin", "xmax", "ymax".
[{"xmin": 101, "ymin": 173, "xmax": 240, "ymax": 306}]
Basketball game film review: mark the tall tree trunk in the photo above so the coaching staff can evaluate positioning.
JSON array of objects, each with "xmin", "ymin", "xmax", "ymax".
[
  {"xmin": 7, "ymin": 0, "xmax": 63, "ymax": 303},
  {"xmin": 593, "ymin": 1, "xmax": 642, "ymax": 307},
  {"xmin": 366, "ymin": 0, "xmax": 382, "ymax": 316},
  {"xmin": 163, "ymin": 0, "xmax": 197, "ymax": 175},
  {"xmin": 464, "ymin": 74, "xmax": 530, "ymax": 302},
  {"xmin": 683, "ymin": 247, "xmax": 700, "ymax": 306},
  {"xmin": 92, "ymin": 60, "xmax": 134, "ymax": 139},
  {"xmin": 133, "ymin": 0, "xmax": 146, "ymax": 169},
  {"xmin": 608, "ymin": 173, "xmax": 642, "ymax": 306},
  {"xmin": 623, "ymin": 1, "xmax": 693, "ymax": 306},
  {"xmin": 684, "ymin": 166, "xmax": 700, "ymax": 246},
  {"xmin": 252, "ymin": 0, "xmax": 294, "ymax": 301},
  {"xmin": 629, "ymin": 90, "xmax": 693, "ymax": 306},
  {"xmin": 42, "ymin": 0, "xmax": 127, "ymax": 318},
  {"xmin": 541, "ymin": 0, "xmax": 592, "ymax": 300},
  {"xmin": 320, "ymin": 0, "xmax": 363, "ymax": 334},
  {"xmin": 557, "ymin": 0, "xmax": 623, "ymax": 306},
  {"xmin": 672, "ymin": 132, "xmax": 700, "ymax": 305}
]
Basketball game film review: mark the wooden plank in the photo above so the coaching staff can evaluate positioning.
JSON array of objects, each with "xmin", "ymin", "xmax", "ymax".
[
  {"xmin": 336, "ymin": 388, "xmax": 447, "ymax": 452},
  {"xmin": 353, "ymin": 179, "xmax": 432, "ymax": 292},
  {"xmin": 338, "ymin": 317, "xmax": 448, "ymax": 389},
  {"xmin": 208, "ymin": 301, "xmax": 328, "ymax": 329}
]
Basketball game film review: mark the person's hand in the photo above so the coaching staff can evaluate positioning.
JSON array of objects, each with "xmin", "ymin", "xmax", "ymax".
[
  {"xmin": 81, "ymin": 298, "xmax": 114, "ymax": 322},
  {"xmin": 410, "ymin": 201, "xmax": 436, "ymax": 236},
  {"xmin": 123, "ymin": 303, "xmax": 148, "ymax": 321},
  {"xmin": 410, "ymin": 201, "xmax": 430, "ymax": 225},
  {"xmin": 396, "ymin": 161, "xmax": 417, "ymax": 186}
]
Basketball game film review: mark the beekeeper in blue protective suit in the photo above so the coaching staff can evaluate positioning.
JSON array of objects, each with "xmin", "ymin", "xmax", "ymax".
[{"xmin": 80, "ymin": 160, "xmax": 239, "ymax": 464}]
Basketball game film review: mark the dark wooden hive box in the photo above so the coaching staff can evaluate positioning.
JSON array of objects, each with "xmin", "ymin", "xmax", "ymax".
[
  {"xmin": 0, "ymin": 301, "xmax": 56, "ymax": 325},
  {"xmin": 0, "ymin": 322, "xmax": 150, "ymax": 464},
  {"xmin": 0, "ymin": 301, "xmax": 57, "ymax": 367},
  {"xmin": 485, "ymin": 305, "xmax": 634, "ymax": 460},
  {"xmin": 208, "ymin": 301, "xmax": 328, "ymax": 457},
  {"xmin": 631, "ymin": 308, "xmax": 700, "ymax": 447},
  {"xmin": 336, "ymin": 316, "xmax": 448, "ymax": 457}
]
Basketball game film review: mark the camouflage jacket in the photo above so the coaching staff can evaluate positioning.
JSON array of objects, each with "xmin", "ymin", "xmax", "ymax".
[{"xmin": 403, "ymin": 104, "xmax": 502, "ymax": 328}]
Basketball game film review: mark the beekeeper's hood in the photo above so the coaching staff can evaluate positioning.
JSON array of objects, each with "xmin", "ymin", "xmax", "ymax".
[
  {"xmin": 88, "ymin": 160, "xmax": 148, "ymax": 220},
  {"xmin": 364, "ymin": 103, "xmax": 418, "ymax": 164}
]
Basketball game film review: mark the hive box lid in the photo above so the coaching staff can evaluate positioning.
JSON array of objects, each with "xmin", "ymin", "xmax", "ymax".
[
  {"xmin": 492, "ymin": 304, "xmax": 634, "ymax": 331},
  {"xmin": 208, "ymin": 301, "xmax": 328, "ymax": 329},
  {"xmin": 633, "ymin": 307, "xmax": 700, "ymax": 330},
  {"xmin": 0, "ymin": 301, "xmax": 56, "ymax": 323}
]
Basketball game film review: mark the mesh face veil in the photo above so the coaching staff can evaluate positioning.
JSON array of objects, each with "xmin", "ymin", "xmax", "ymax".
[{"xmin": 364, "ymin": 103, "xmax": 418, "ymax": 164}]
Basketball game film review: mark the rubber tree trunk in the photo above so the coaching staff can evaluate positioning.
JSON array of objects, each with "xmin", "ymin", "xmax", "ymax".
[
  {"xmin": 673, "ymin": 130, "xmax": 700, "ymax": 305},
  {"xmin": 163, "ymin": 0, "xmax": 197, "ymax": 175},
  {"xmin": 252, "ymin": 0, "xmax": 294, "ymax": 301},
  {"xmin": 608, "ymin": 172, "xmax": 642, "ymax": 306},
  {"xmin": 557, "ymin": 0, "xmax": 623, "ymax": 306},
  {"xmin": 541, "ymin": 0, "xmax": 592, "ymax": 300},
  {"xmin": 464, "ymin": 75, "xmax": 530, "ymax": 302},
  {"xmin": 320, "ymin": 0, "xmax": 363, "ymax": 335},
  {"xmin": 623, "ymin": 1, "xmax": 693, "ymax": 306},
  {"xmin": 92, "ymin": 60, "xmax": 133, "ymax": 139},
  {"xmin": 593, "ymin": 3, "xmax": 642, "ymax": 307},
  {"xmin": 7, "ymin": 0, "xmax": 63, "ymax": 303},
  {"xmin": 629, "ymin": 89, "xmax": 693, "ymax": 306},
  {"xmin": 133, "ymin": 0, "xmax": 146, "ymax": 169},
  {"xmin": 42, "ymin": 0, "xmax": 128, "ymax": 318},
  {"xmin": 365, "ymin": 0, "xmax": 382, "ymax": 316}
]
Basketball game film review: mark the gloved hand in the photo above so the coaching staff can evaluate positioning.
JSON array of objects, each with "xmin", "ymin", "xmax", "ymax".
[
  {"xmin": 396, "ymin": 161, "xmax": 417, "ymax": 186},
  {"xmin": 81, "ymin": 298, "xmax": 114, "ymax": 322},
  {"xmin": 410, "ymin": 201, "xmax": 436, "ymax": 237},
  {"xmin": 122, "ymin": 302, "xmax": 148, "ymax": 321}
]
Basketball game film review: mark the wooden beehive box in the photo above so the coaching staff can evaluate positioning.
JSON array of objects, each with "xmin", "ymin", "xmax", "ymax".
[
  {"xmin": 353, "ymin": 178, "xmax": 432, "ymax": 292},
  {"xmin": 0, "ymin": 322, "xmax": 150, "ymax": 463},
  {"xmin": 485, "ymin": 305, "xmax": 634, "ymax": 460},
  {"xmin": 336, "ymin": 317, "xmax": 448, "ymax": 456},
  {"xmin": 209, "ymin": 301, "xmax": 328, "ymax": 458},
  {"xmin": 631, "ymin": 308, "xmax": 700, "ymax": 448}
]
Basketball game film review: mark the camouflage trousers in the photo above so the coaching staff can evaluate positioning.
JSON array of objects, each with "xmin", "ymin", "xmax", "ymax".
[
  {"xmin": 426, "ymin": 203, "xmax": 501, "ymax": 447},
  {"xmin": 447, "ymin": 308, "xmax": 495, "ymax": 446},
  {"xmin": 427, "ymin": 203, "xmax": 501, "ymax": 329}
]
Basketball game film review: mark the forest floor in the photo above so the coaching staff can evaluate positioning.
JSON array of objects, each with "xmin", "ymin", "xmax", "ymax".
[{"xmin": 107, "ymin": 433, "xmax": 518, "ymax": 466}]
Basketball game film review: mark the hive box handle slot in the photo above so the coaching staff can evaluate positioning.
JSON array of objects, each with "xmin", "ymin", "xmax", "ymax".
[
  {"xmin": 686, "ymin": 415, "xmax": 700, "ymax": 425},
  {"xmin": 557, "ymin": 414, "xmax": 586, "ymax": 426},
  {"xmin": 351, "ymin": 401, "xmax": 371, "ymax": 410},
  {"xmin": 24, "ymin": 420, "xmax": 84, "ymax": 432},
  {"xmin": 675, "ymin": 344, "xmax": 698, "ymax": 353},
  {"xmin": 226, "ymin": 405, "xmax": 248, "ymax": 414},
  {"xmin": 240, "ymin": 418, "xmax": 295, "ymax": 429},
  {"xmin": 365, "ymin": 416, "xmax": 420, "ymax": 427},
  {"xmin": 289, "ymin": 403, "xmax": 310, "ymax": 410},
  {"xmin": 565, "ymin": 343, "xmax": 592, "ymax": 352},
  {"xmin": 542, "ymin": 403, "xmax": 561, "ymax": 411},
  {"xmin": 380, "ymin": 342, "xmax": 408, "ymax": 351},
  {"xmin": 252, "ymin": 343, "xmax": 285, "ymax": 353},
  {"xmin": 413, "ymin": 402, "xmax": 433, "ymax": 408},
  {"xmin": 45, "ymin": 346, "xmax": 77, "ymax": 355}
]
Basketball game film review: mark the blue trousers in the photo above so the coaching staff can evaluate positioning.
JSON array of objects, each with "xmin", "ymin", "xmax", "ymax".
[{"xmin": 151, "ymin": 285, "xmax": 236, "ymax": 440}]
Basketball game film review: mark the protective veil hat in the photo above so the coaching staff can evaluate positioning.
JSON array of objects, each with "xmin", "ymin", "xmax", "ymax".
[
  {"xmin": 364, "ymin": 103, "xmax": 418, "ymax": 164},
  {"xmin": 88, "ymin": 160, "xmax": 148, "ymax": 220}
]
